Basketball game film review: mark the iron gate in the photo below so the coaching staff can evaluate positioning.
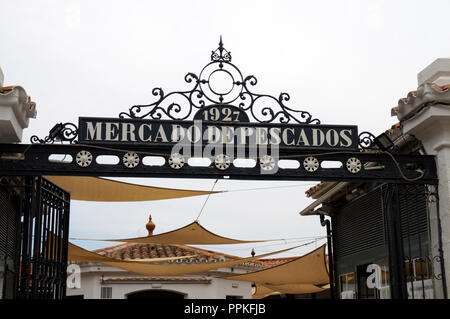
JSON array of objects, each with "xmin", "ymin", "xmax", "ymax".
[{"xmin": 17, "ymin": 176, "xmax": 70, "ymax": 299}]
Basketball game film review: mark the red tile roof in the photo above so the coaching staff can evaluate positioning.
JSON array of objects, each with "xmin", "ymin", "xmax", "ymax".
[
  {"xmin": 101, "ymin": 276, "xmax": 211, "ymax": 283},
  {"xmin": 94, "ymin": 243, "xmax": 231, "ymax": 263},
  {"xmin": 93, "ymin": 243, "xmax": 293, "ymax": 270}
]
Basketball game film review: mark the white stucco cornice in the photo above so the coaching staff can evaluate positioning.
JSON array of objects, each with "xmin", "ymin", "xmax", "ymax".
[
  {"xmin": 0, "ymin": 68, "xmax": 37, "ymax": 143},
  {"xmin": 396, "ymin": 82, "xmax": 450, "ymax": 123}
]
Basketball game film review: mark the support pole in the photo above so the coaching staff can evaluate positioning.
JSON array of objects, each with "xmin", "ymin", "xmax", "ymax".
[
  {"xmin": 320, "ymin": 214, "xmax": 335, "ymax": 299},
  {"xmin": 384, "ymin": 183, "xmax": 408, "ymax": 299}
]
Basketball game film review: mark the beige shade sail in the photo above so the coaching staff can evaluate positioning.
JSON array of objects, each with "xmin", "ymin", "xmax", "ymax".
[
  {"xmin": 252, "ymin": 284, "xmax": 282, "ymax": 299},
  {"xmin": 68, "ymin": 242, "xmax": 298, "ymax": 276},
  {"xmin": 252, "ymin": 283, "xmax": 327, "ymax": 299},
  {"xmin": 222, "ymin": 245, "xmax": 329, "ymax": 285},
  {"xmin": 263, "ymin": 283, "xmax": 327, "ymax": 294},
  {"xmin": 44, "ymin": 176, "xmax": 219, "ymax": 202},
  {"xmin": 75, "ymin": 221, "xmax": 275, "ymax": 245}
]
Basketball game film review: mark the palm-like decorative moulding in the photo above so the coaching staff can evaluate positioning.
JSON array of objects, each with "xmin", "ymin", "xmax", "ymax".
[
  {"xmin": 122, "ymin": 152, "xmax": 140, "ymax": 168},
  {"xmin": 214, "ymin": 154, "xmax": 231, "ymax": 170},
  {"xmin": 303, "ymin": 156, "xmax": 319, "ymax": 172},
  {"xmin": 346, "ymin": 157, "xmax": 362, "ymax": 174},
  {"xmin": 168, "ymin": 153, "xmax": 185, "ymax": 169},
  {"xmin": 76, "ymin": 150, "xmax": 93, "ymax": 167}
]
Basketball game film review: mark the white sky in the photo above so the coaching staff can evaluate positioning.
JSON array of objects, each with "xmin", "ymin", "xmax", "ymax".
[{"xmin": 1, "ymin": 0, "xmax": 450, "ymax": 257}]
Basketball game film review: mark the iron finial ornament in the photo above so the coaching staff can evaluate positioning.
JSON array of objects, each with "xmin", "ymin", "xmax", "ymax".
[
  {"xmin": 119, "ymin": 38, "xmax": 321, "ymax": 125},
  {"xmin": 30, "ymin": 122, "xmax": 78, "ymax": 144},
  {"xmin": 211, "ymin": 35, "xmax": 232, "ymax": 62}
]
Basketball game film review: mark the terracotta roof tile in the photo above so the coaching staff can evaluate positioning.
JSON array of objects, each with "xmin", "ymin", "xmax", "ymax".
[
  {"xmin": 259, "ymin": 257, "xmax": 297, "ymax": 268},
  {"xmin": 95, "ymin": 243, "xmax": 233, "ymax": 263}
]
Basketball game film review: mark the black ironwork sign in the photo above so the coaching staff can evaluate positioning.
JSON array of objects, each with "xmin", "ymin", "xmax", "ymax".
[
  {"xmin": 0, "ymin": 38, "xmax": 436, "ymax": 184},
  {"xmin": 78, "ymin": 117, "xmax": 358, "ymax": 151}
]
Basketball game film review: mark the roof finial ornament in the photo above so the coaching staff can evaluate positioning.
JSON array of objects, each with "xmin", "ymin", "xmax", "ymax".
[
  {"xmin": 211, "ymin": 35, "xmax": 231, "ymax": 62},
  {"xmin": 146, "ymin": 214, "xmax": 155, "ymax": 237}
]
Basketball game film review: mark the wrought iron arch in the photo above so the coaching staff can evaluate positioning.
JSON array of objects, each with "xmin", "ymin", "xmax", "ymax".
[{"xmin": 118, "ymin": 37, "xmax": 321, "ymax": 125}]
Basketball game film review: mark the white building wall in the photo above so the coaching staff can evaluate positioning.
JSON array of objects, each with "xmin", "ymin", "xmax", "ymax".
[{"xmin": 66, "ymin": 263, "xmax": 254, "ymax": 299}]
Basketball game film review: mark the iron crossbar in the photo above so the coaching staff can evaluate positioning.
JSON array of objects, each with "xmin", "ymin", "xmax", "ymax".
[{"xmin": 0, "ymin": 143, "xmax": 437, "ymax": 184}]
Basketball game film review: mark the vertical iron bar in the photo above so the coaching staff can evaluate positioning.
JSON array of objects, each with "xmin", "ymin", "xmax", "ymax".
[
  {"xmin": 403, "ymin": 185, "xmax": 414, "ymax": 299},
  {"xmin": 384, "ymin": 183, "xmax": 408, "ymax": 299},
  {"xmin": 432, "ymin": 186, "xmax": 448, "ymax": 299},
  {"xmin": 418, "ymin": 233, "xmax": 426, "ymax": 298},
  {"xmin": 320, "ymin": 215, "xmax": 335, "ymax": 299},
  {"xmin": 31, "ymin": 176, "xmax": 43, "ymax": 298}
]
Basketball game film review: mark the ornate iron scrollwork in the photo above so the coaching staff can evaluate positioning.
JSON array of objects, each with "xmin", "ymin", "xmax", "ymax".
[
  {"xmin": 358, "ymin": 131, "xmax": 376, "ymax": 150},
  {"xmin": 30, "ymin": 122, "xmax": 78, "ymax": 144},
  {"xmin": 119, "ymin": 37, "xmax": 321, "ymax": 124}
]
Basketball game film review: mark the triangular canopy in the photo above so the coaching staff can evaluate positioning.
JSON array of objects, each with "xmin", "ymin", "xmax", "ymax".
[
  {"xmin": 252, "ymin": 283, "xmax": 327, "ymax": 299},
  {"xmin": 252, "ymin": 284, "xmax": 282, "ymax": 299},
  {"xmin": 76, "ymin": 221, "xmax": 274, "ymax": 245},
  {"xmin": 222, "ymin": 245, "xmax": 329, "ymax": 285},
  {"xmin": 68, "ymin": 242, "xmax": 298, "ymax": 276},
  {"xmin": 44, "ymin": 176, "xmax": 219, "ymax": 202}
]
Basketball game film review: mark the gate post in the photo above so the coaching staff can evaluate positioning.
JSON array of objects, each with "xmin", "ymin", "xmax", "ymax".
[
  {"xmin": 385, "ymin": 183, "xmax": 408, "ymax": 299},
  {"xmin": 320, "ymin": 215, "xmax": 335, "ymax": 299}
]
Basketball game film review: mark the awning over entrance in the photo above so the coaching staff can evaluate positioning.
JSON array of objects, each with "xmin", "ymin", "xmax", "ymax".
[
  {"xmin": 76, "ymin": 221, "xmax": 275, "ymax": 245},
  {"xmin": 68, "ymin": 242, "xmax": 297, "ymax": 276},
  {"xmin": 222, "ymin": 245, "xmax": 329, "ymax": 285},
  {"xmin": 44, "ymin": 176, "xmax": 220, "ymax": 202}
]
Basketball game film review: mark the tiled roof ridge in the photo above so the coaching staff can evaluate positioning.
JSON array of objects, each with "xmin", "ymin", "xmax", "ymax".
[
  {"xmin": 393, "ymin": 82, "xmax": 450, "ymax": 121},
  {"xmin": 92, "ymin": 242, "xmax": 241, "ymax": 261}
]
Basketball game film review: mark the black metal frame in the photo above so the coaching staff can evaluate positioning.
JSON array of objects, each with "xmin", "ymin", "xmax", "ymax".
[
  {"xmin": 17, "ymin": 176, "xmax": 70, "ymax": 299},
  {"xmin": 0, "ymin": 143, "xmax": 437, "ymax": 184},
  {"xmin": 0, "ymin": 38, "xmax": 441, "ymax": 300}
]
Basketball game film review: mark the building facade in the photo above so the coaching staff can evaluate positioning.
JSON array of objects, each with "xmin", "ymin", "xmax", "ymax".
[
  {"xmin": 66, "ymin": 242, "xmax": 263, "ymax": 299},
  {"xmin": 300, "ymin": 58, "xmax": 450, "ymax": 299}
]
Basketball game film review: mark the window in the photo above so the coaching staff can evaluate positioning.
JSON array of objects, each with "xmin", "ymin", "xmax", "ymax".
[
  {"xmin": 339, "ymin": 272, "xmax": 355, "ymax": 299},
  {"xmin": 405, "ymin": 258, "xmax": 433, "ymax": 299},
  {"xmin": 405, "ymin": 258, "xmax": 430, "ymax": 281},
  {"xmin": 101, "ymin": 287, "xmax": 112, "ymax": 299}
]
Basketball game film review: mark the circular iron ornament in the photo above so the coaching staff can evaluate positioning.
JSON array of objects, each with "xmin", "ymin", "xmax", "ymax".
[
  {"xmin": 208, "ymin": 69, "xmax": 235, "ymax": 96},
  {"xmin": 168, "ymin": 153, "xmax": 185, "ymax": 169},
  {"xmin": 214, "ymin": 154, "xmax": 231, "ymax": 171},
  {"xmin": 76, "ymin": 150, "xmax": 93, "ymax": 167},
  {"xmin": 260, "ymin": 155, "xmax": 276, "ymax": 171},
  {"xmin": 122, "ymin": 152, "xmax": 140, "ymax": 169},
  {"xmin": 346, "ymin": 157, "xmax": 362, "ymax": 174},
  {"xmin": 199, "ymin": 61, "xmax": 243, "ymax": 104},
  {"xmin": 303, "ymin": 157, "xmax": 319, "ymax": 172}
]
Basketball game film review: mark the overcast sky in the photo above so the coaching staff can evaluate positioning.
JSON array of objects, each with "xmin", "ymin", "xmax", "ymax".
[{"xmin": 1, "ymin": 0, "xmax": 450, "ymax": 258}]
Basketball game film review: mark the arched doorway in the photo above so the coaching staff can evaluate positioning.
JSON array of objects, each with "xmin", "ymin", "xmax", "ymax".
[{"xmin": 126, "ymin": 289, "xmax": 185, "ymax": 299}]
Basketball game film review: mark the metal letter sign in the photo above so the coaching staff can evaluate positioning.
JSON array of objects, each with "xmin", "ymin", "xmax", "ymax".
[
  {"xmin": 0, "ymin": 38, "xmax": 438, "ymax": 183},
  {"xmin": 78, "ymin": 117, "xmax": 359, "ymax": 151}
]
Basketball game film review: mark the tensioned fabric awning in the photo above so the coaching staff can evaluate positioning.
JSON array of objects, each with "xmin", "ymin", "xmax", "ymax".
[
  {"xmin": 74, "ymin": 221, "xmax": 275, "ymax": 245},
  {"xmin": 68, "ymin": 242, "xmax": 298, "ymax": 276},
  {"xmin": 44, "ymin": 176, "xmax": 220, "ymax": 202},
  {"xmin": 222, "ymin": 245, "xmax": 329, "ymax": 285},
  {"xmin": 252, "ymin": 284, "xmax": 282, "ymax": 299},
  {"xmin": 252, "ymin": 283, "xmax": 327, "ymax": 299}
]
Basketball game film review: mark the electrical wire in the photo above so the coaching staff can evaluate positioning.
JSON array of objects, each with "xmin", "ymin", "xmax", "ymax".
[{"xmin": 195, "ymin": 178, "xmax": 218, "ymax": 221}]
